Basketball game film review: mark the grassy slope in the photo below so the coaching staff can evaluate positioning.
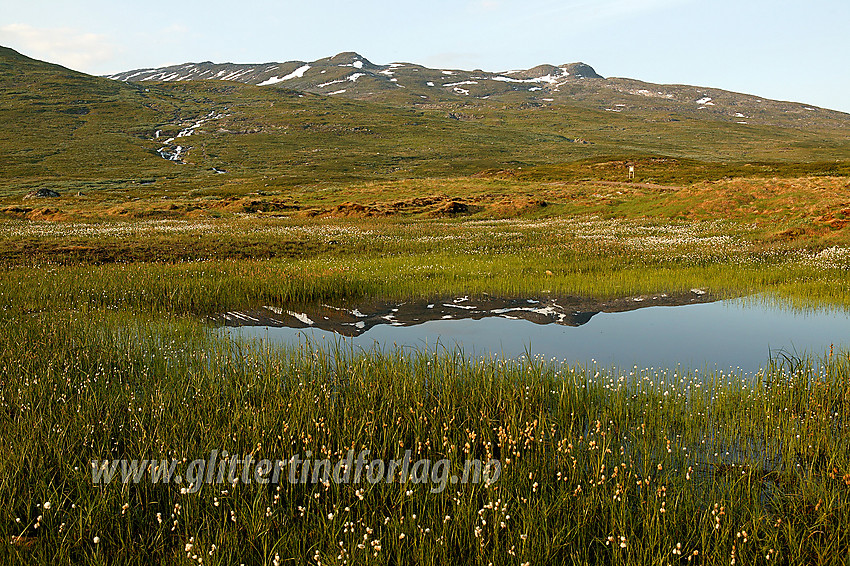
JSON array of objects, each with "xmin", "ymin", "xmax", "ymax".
[
  {"xmin": 0, "ymin": 47, "xmax": 171, "ymax": 180},
  {"xmin": 3, "ymin": 46, "xmax": 850, "ymax": 196},
  {"xmin": 3, "ymin": 46, "xmax": 850, "ymax": 254}
]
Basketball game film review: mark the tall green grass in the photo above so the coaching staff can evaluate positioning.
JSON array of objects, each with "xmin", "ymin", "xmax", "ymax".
[
  {"xmin": 4, "ymin": 215, "xmax": 849, "ymax": 316},
  {"xmin": 2, "ymin": 216, "xmax": 850, "ymax": 563},
  {"xmin": 2, "ymin": 248, "xmax": 849, "ymax": 316},
  {"xmin": 1, "ymin": 310, "xmax": 849, "ymax": 564}
]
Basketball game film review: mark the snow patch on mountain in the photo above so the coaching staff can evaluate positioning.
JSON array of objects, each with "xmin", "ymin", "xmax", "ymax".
[
  {"xmin": 257, "ymin": 64, "xmax": 311, "ymax": 85},
  {"xmin": 491, "ymin": 73, "xmax": 564, "ymax": 85}
]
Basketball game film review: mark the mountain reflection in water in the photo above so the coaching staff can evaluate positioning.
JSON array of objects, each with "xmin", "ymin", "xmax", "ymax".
[{"xmin": 214, "ymin": 290, "xmax": 717, "ymax": 337}]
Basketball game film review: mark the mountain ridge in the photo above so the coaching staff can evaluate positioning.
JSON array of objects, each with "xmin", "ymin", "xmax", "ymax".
[
  {"xmin": 103, "ymin": 51, "xmax": 848, "ymax": 131},
  {"xmin": 105, "ymin": 51, "xmax": 603, "ymax": 85}
]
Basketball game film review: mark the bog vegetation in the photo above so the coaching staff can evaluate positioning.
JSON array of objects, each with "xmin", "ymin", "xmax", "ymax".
[{"xmin": 2, "ymin": 45, "xmax": 850, "ymax": 564}]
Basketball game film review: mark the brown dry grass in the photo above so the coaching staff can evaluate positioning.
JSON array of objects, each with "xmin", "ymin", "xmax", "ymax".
[{"xmin": 2, "ymin": 175, "xmax": 850, "ymax": 248}]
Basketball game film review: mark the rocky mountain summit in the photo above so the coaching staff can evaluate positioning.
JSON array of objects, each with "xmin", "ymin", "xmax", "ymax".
[{"xmin": 106, "ymin": 52, "xmax": 847, "ymax": 129}]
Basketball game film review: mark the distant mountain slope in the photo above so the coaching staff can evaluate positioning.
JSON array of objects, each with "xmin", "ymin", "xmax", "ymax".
[
  {"xmin": 106, "ymin": 52, "xmax": 602, "ymax": 91},
  {"xmin": 107, "ymin": 51, "xmax": 849, "ymax": 130},
  {"xmin": 2, "ymin": 45, "xmax": 850, "ymax": 196}
]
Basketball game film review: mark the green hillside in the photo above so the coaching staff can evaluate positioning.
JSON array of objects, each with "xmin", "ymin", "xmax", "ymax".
[{"xmin": 2, "ymin": 45, "xmax": 849, "ymax": 200}]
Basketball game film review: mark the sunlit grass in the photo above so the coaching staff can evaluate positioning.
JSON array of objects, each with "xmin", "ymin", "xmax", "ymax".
[
  {"xmin": 2, "ymin": 243, "xmax": 850, "ymax": 316},
  {"xmin": 1, "ymin": 310, "xmax": 848, "ymax": 564},
  {"xmin": 2, "ymin": 215, "xmax": 850, "ymax": 313},
  {"xmin": 2, "ymin": 214, "xmax": 850, "ymax": 564}
]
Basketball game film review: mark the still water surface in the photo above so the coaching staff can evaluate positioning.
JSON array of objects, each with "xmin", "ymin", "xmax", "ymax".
[{"xmin": 225, "ymin": 296, "xmax": 850, "ymax": 374}]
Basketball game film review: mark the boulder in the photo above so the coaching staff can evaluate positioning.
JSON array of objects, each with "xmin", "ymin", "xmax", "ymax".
[{"xmin": 24, "ymin": 188, "xmax": 60, "ymax": 199}]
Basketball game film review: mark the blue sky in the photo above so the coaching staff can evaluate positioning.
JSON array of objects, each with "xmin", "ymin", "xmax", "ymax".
[{"xmin": 2, "ymin": 0, "xmax": 848, "ymax": 112}]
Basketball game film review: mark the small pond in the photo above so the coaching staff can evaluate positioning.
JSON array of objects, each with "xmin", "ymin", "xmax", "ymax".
[{"xmin": 217, "ymin": 291, "xmax": 850, "ymax": 374}]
